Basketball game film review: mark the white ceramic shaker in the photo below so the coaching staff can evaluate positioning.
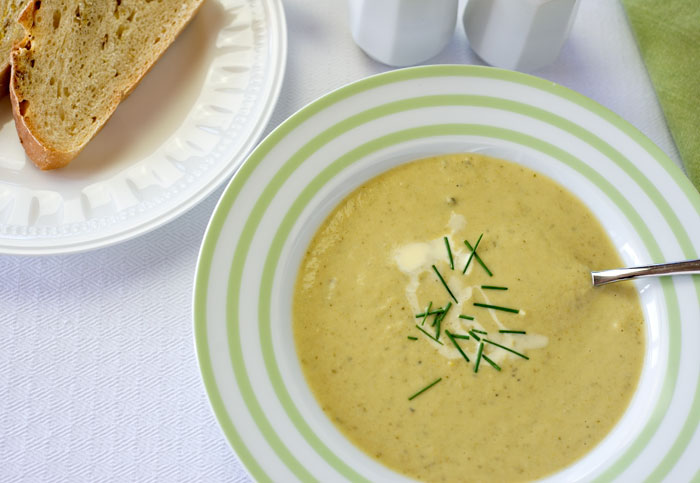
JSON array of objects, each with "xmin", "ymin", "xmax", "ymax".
[
  {"xmin": 463, "ymin": 0, "xmax": 580, "ymax": 71},
  {"xmin": 349, "ymin": 0, "xmax": 459, "ymax": 67}
]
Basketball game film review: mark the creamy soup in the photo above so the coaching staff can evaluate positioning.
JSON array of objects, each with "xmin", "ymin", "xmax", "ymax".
[{"xmin": 293, "ymin": 154, "xmax": 644, "ymax": 482}]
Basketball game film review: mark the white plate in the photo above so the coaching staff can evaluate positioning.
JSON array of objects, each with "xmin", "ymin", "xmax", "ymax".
[
  {"xmin": 0, "ymin": 0, "xmax": 286, "ymax": 255},
  {"xmin": 193, "ymin": 65, "xmax": 700, "ymax": 482}
]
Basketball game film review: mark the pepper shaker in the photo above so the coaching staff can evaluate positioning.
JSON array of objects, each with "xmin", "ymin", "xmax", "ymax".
[
  {"xmin": 463, "ymin": 0, "xmax": 580, "ymax": 71},
  {"xmin": 349, "ymin": 0, "xmax": 459, "ymax": 67}
]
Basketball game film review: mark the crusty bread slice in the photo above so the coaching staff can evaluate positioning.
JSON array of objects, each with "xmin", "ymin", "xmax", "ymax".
[
  {"xmin": 10, "ymin": 0, "xmax": 205, "ymax": 170},
  {"xmin": 0, "ymin": 0, "xmax": 27, "ymax": 94}
]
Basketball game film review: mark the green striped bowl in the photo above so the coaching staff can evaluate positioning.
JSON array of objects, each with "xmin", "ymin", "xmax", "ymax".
[{"xmin": 193, "ymin": 65, "xmax": 700, "ymax": 482}]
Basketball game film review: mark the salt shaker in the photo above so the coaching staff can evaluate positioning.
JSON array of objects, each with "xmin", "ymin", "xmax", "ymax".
[
  {"xmin": 349, "ymin": 0, "xmax": 459, "ymax": 67},
  {"xmin": 463, "ymin": 0, "xmax": 580, "ymax": 71}
]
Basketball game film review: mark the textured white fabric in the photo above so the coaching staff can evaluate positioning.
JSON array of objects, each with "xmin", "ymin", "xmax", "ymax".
[{"xmin": 0, "ymin": 0, "xmax": 683, "ymax": 482}]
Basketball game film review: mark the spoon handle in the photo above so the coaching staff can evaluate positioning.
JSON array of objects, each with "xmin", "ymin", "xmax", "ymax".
[{"xmin": 592, "ymin": 259, "xmax": 700, "ymax": 286}]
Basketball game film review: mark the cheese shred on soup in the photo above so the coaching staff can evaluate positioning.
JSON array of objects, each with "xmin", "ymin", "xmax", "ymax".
[{"xmin": 293, "ymin": 153, "xmax": 644, "ymax": 482}]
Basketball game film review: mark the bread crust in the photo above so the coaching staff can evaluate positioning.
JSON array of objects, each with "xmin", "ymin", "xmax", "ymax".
[
  {"xmin": 9, "ymin": 0, "xmax": 206, "ymax": 170},
  {"xmin": 0, "ymin": 62, "xmax": 8, "ymax": 96}
]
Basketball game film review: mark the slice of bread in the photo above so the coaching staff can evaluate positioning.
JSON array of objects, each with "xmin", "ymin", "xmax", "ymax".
[
  {"xmin": 0, "ymin": 0, "xmax": 27, "ymax": 94},
  {"xmin": 10, "ymin": 0, "xmax": 205, "ymax": 170}
]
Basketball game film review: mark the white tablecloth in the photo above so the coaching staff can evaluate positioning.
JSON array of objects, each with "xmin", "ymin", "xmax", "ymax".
[{"xmin": 0, "ymin": 0, "xmax": 684, "ymax": 481}]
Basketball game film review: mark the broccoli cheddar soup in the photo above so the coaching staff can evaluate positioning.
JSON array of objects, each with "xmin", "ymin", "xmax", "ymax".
[{"xmin": 293, "ymin": 154, "xmax": 644, "ymax": 482}]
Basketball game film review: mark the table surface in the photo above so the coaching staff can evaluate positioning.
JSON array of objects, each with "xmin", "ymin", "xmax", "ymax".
[{"xmin": 0, "ymin": 0, "xmax": 685, "ymax": 481}]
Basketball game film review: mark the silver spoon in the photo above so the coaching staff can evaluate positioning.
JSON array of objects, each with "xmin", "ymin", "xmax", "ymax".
[{"xmin": 592, "ymin": 259, "xmax": 700, "ymax": 286}]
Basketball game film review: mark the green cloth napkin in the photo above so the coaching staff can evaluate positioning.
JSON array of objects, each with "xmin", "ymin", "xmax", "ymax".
[{"xmin": 622, "ymin": 0, "xmax": 700, "ymax": 191}]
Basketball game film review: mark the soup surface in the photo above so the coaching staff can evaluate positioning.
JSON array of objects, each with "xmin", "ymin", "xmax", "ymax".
[{"xmin": 293, "ymin": 153, "xmax": 644, "ymax": 482}]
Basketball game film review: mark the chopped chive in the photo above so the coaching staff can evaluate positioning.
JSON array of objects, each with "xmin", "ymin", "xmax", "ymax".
[
  {"xmin": 474, "ymin": 342, "xmax": 484, "ymax": 373},
  {"xmin": 484, "ymin": 339, "xmax": 530, "ymax": 360},
  {"xmin": 472, "ymin": 329, "xmax": 487, "ymax": 335},
  {"xmin": 458, "ymin": 314, "xmax": 474, "ymax": 320},
  {"xmin": 482, "ymin": 354, "xmax": 501, "ymax": 371},
  {"xmin": 464, "ymin": 237, "xmax": 493, "ymax": 276},
  {"xmin": 473, "ymin": 302, "xmax": 520, "ymax": 314},
  {"xmin": 432, "ymin": 265, "xmax": 458, "ymax": 303},
  {"xmin": 462, "ymin": 233, "xmax": 483, "ymax": 274},
  {"xmin": 499, "ymin": 329, "xmax": 527, "ymax": 334},
  {"xmin": 416, "ymin": 309, "xmax": 446, "ymax": 319},
  {"xmin": 481, "ymin": 285, "xmax": 508, "ymax": 291},
  {"xmin": 444, "ymin": 237, "xmax": 454, "ymax": 270},
  {"xmin": 420, "ymin": 301, "xmax": 432, "ymax": 326},
  {"xmin": 451, "ymin": 333, "xmax": 470, "ymax": 340},
  {"xmin": 415, "ymin": 325, "xmax": 444, "ymax": 345},
  {"xmin": 407, "ymin": 336, "xmax": 418, "ymax": 340},
  {"xmin": 408, "ymin": 377, "xmax": 443, "ymax": 401},
  {"xmin": 434, "ymin": 302, "xmax": 452, "ymax": 340},
  {"xmin": 431, "ymin": 305, "xmax": 446, "ymax": 327},
  {"xmin": 468, "ymin": 330, "xmax": 481, "ymax": 342},
  {"xmin": 416, "ymin": 310, "xmax": 444, "ymax": 318},
  {"xmin": 445, "ymin": 330, "xmax": 470, "ymax": 363}
]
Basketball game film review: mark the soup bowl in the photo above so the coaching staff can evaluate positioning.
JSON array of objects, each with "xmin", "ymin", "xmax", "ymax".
[{"xmin": 193, "ymin": 65, "xmax": 700, "ymax": 482}]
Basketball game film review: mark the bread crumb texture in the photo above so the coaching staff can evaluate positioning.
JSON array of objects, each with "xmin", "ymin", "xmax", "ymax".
[{"xmin": 12, "ymin": 0, "xmax": 203, "ymax": 153}]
